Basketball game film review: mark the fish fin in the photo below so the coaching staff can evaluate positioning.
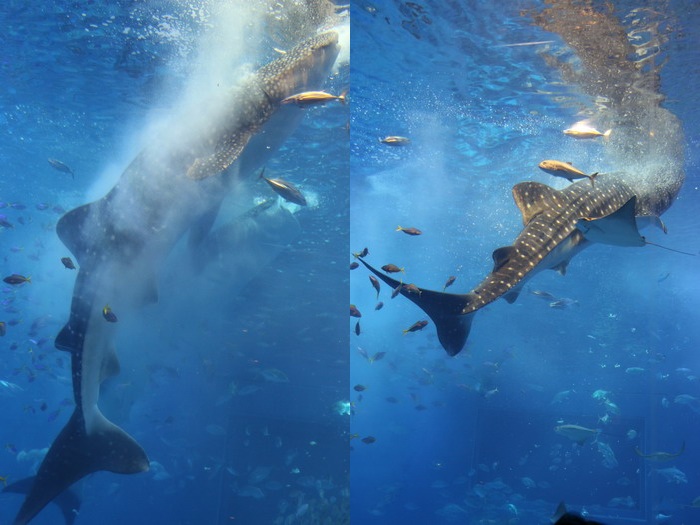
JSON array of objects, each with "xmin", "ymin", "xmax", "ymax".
[
  {"xmin": 100, "ymin": 348, "xmax": 121, "ymax": 382},
  {"xmin": 56, "ymin": 204, "xmax": 94, "ymax": 265},
  {"xmin": 551, "ymin": 261, "xmax": 568, "ymax": 276},
  {"xmin": 3, "ymin": 476, "xmax": 81, "ymax": 525},
  {"xmin": 551, "ymin": 501, "xmax": 568, "ymax": 523},
  {"xmin": 512, "ymin": 181, "xmax": 560, "ymax": 225},
  {"xmin": 492, "ymin": 246, "xmax": 517, "ymax": 272},
  {"xmin": 55, "ymin": 322, "xmax": 85, "ymax": 355},
  {"xmin": 357, "ymin": 258, "xmax": 473, "ymax": 356},
  {"xmin": 577, "ymin": 196, "xmax": 645, "ymax": 247},
  {"xmin": 503, "ymin": 290, "xmax": 521, "ymax": 304},
  {"xmin": 186, "ymin": 132, "xmax": 254, "ymax": 180},
  {"xmin": 14, "ymin": 409, "xmax": 148, "ymax": 525}
]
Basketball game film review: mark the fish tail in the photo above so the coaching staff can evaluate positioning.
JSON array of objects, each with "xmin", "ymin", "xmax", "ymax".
[
  {"xmin": 396, "ymin": 226, "xmax": 403, "ymax": 231},
  {"xmin": 603, "ymin": 129, "xmax": 612, "ymax": 138},
  {"xmin": 26, "ymin": 276, "xmax": 31, "ymax": 283},
  {"xmin": 14, "ymin": 409, "xmax": 149, "ymax": 525},
  {"xmin": 589, "ymin": 172, "xmax": 599, "ymax": 187},
  {"xmin": 338, "ymin": 89, "xmax": 348, "ymax": 105}
]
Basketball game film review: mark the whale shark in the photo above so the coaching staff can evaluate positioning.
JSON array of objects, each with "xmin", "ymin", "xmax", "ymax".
[
  {"xmin": 13, "ymin": 30, "xmax": 341, "ymax": 525},
  {"xmin": 359, "ymin": 3, "xmax": 685, "ymax": 356}
]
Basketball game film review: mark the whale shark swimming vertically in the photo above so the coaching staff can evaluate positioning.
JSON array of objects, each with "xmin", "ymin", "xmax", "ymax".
[
  {"xmin": 13, "ymin": 28, "xmax": 342, "ymax": 525},
  {"xmin": 360, "ymin": 2, "xmax": 685, "ymax": 356}
]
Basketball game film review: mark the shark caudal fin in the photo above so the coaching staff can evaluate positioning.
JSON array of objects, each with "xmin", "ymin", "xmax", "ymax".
[
  {"xmin": 3, "ymin": 476, "xmax": 81, "ymax": 525},
  {"xmin": 14, "ymin": 410, "xmax": 149, "ymax": 525},
  {"xmin": 357, "ymin": 258, "xmax": 474, "ymax": 356}
]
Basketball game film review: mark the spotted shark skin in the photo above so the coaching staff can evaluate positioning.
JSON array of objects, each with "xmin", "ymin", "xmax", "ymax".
[
  {"xmin": 360, "ymin": 172, "xmax": 646, "ymax": 355},
  {"xmin": 13, "ymin": 31, "xmax": 340, "ymax": 525}
]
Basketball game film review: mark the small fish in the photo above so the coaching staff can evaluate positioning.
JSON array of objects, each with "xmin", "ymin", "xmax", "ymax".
[
  {"xmin": 403, "ymin": 320, "xmax": 428, "ymax": 334},
  {"xmin": 381, "ymin": 264, "xmax": 404, "ymax": 273},
  {"xmin": 369, "ymin": 351, "xmax": 386, "ymax": 363},
  {"xmin": 355, "ymin": 321, "xmax": 361, "ymax": 336},
  {"xmin": 396, "ymin": 225, "xmax": 422, "ymax": 236},
  {"xmin": 443, "ymin": 276, "xmax": 456, "ymax": 291},
  {"xmin": 549, "ymin": 298, "xmax": 579, "ymax": 309},
  {"xmin": 60, "ymin": 257, "xmax": 76, "ymax": 270},
  {"xmin": 0, "ymin": 217, "xmax": 13, "ymax": 229},
  {"xmin": 562, "ymin": 124, "xmax": 611, "ymax": 139},
  {"xmin": 379, "ymin": 136, "xmax": 410, "ymax": 145},
  {"xmin": 374, "ymin": 301, "xmax": 384, "ymax": 311},
  {"xmin": 385, "ymin": 396, "xmax": 398, "ymax": 403},
  {"xmin": 369, "ymin": 275, "xmax": 380, "ymax": 299},
  {"xmin": 361, "ymin": 436, "xmax": 376, "ymax": 444},
  {"xmin": 3, "ymin": 274, "xmax": 31, "ymax": 285},
  {"xmin": 102, "ymin": 304, "xmax": 118, "ymax": 323},
  {"xmin": 259, "ymin": 169, "xmax": 307, "ymax": 206},
  {"xmin": 349, "ymin": 262, "xmax": 359, "ymax": 270},
  {"xmin": 353, "ymin": 247, "xmax": 369, "ymax": 258},
  {"xmin": 538, "ymin": 160, "xmax": 598, "ymax": 186},
  {"xmin": 281, "ymin": 90, "xmax": 347, "ymax": 107},
  {"xmin": 530, "ymin": 289, "xmax": 557, "ymax": 300},
  {"xmin": 402, "ymin": 283, "xmax": 421, "ymax": 295},
  {"xmin": 47, "ymin": 158, "xmax": 75, "ymax": 178},
  {"xmin": 353, "ymin": 384, "xmax": 367, "ymax": 392},
  {"xmin": 350, "ymin": 305, "xmax": 362, "ymax": 318}
]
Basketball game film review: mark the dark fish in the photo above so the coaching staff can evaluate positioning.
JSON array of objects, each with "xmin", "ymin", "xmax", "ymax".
[
  {"xmin": 102, "ymin": 305, "xmax": 118, "ymax": 323},
  {"xmin": 385, "ymin": 396, "xmax": 398, "ymax": 403},
  {"xmin": 48, "ymin": 158, "xmax": 75, "ymax": 178},
  {"xmin": 443, "ymin": 276, "xmax": 456, "ymax": 291},
  {"xmin": 403, "ymin": 320, "xmax": 429, "ymax": 334},
  {"xmin": 0, "ymin": 217, "xmax": 13, "ymax": 229},
  {"xmin": 374, "ymin": 302, "xmax": 384, "ymax": 311},
  {"xmin": 357, "ymin": 347, "xmax": 369, "ymax": 360},
  {"xmin": 0, "ymin": 321, "xmax": 6, "ymax": 337},
  {"xmin": 353, "ymin": 384, "xmax": 367, "ymax": 392},
  {"xmin": 369, "ymin": 351, "xmax": 386, "ymax": 363},
  {"xmin": 259, "ymin": 169, "xmax": 307, "ymax": 206},
  {"xmin": 381, "ymin": 264, "xmax": 405, "ymax": 273},
  {"xmin": 353, "ymin": 247, "xmax": 369, "ymax": 258},
  {"xmin": 414, "ymin": 404, "xmax": 428, "ymax": 411},
  {"xmin": 60, "ymin": 257, "xmax": 76, "ymax": 270},
  {"xmin": 281, "ymin": 90, "xmax": 347, "ymax": 107},
  {"xmin": 396, "ymin": 226, "xmax": 422, "ymax": 236},
  {"xmin": 10, "ymin": 203, "xmax": 26, "ymax": 210},
  {"xmin": 3, "ymin": 274, "xmax": 31, "ymax": 285},
  {"xmin": 355, "ymin": 321, "xmax": 361, "ymax": 336},
  {"xmin": 350, "ymin": 305, "xmax": 362, "ymax": 318},
  {"xmin": 349, "ymin": 262, "xmax": 359, "ymax": 270},
  {"xmin": 369, "ymin": 275, "xmax": 380, "ymax": 299},
  {"xmin": 361, "ymin": 436, "xmax": 376, "ymax": 444},
  {"xmin": 379, "ymin": 136, "xmax": 410, "ymax": 145}
]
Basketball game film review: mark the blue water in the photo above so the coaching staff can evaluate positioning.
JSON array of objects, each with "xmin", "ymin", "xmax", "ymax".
[
  {"xmin": 0, "ymin": 2, "xmax": 349, "ymax": 524},
  {"xmin": 350, "ymin": 1, "xmax": 699, "ymax": 524},
  {"xmin": 1, "ymin": 1, "xmax": 698, "ymax": 524}
]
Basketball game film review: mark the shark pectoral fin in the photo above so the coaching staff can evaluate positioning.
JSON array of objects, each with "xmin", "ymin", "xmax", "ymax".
[
  {"xmin": 14, "ymin": 410, "xmax": 149, "ymax": 525},
  {"xmin": 100, "ymin": 348, "xmax": 121, "ymax": 382},
  {"xmin": 551, "ymin": 261, "xmax": 568, "ymax": 276},
  {"xmin": 576, "ymin": 196, "xmax": 645, "ymax": 247},
  {"xmin": 186, "ymin": 132, "xmax": 254, "ymax": 180},
  {"xmin": 512, "ymin": 181, "xmax": 560, "ymax": 225},
  {"xmin": 357, "ymin": 258, "xmax": 473, "ymax": 356},
  {"xmin": 636, "ymin": 214, "xmax": 668, "ymax": 234}
]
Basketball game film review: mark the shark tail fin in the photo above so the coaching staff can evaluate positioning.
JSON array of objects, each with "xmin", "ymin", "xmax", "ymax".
[
  {"xmin": 14, "ymin": 409, "xmax": 149, "ymax": 525},
  {"xmin": 357, "ymin": 258, "xmax": 474, "ymax": 356},
  {"xmin": 4, "ymin": 476, "xmax": 81, "ymax": 525}
]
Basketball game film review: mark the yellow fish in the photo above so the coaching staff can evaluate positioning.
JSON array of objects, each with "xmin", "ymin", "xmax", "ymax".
[
  {"xmin": 379, "ymin": 135, "xmax": 410, "ymax": 145},
  {"xmin": 562, "ymin": 122, "xmax": 611, "ymax": 139},
  {"xmin": 538, "ymin": 160, "xmax": 598, "ymax": 186},
  {"xmin": 281, "ymin": 90, "xmax": 347, "ymax": 107}
]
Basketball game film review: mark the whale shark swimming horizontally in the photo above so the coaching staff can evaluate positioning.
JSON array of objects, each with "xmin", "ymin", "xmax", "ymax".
[
  {"xmin": 359, "ymin": 2, "xmax": 687, "ymax": 356},
  {"xmin": 12, "ymin": 28, "xmax": 342, "ymax": 525}
]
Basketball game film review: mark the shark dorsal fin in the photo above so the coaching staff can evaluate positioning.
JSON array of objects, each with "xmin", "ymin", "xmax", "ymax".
[
  {"xmin": 512, "ymin": 182, "xmax": 561, "ymax": 225},
  {"xmin": 492, "ymin": 246, "xmax": 517, "ymax": 272}
]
